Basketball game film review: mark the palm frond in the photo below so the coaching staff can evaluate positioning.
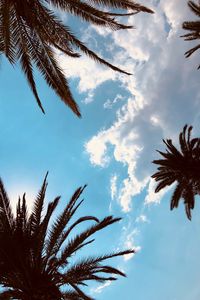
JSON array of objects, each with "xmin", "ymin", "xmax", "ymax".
[
  {"xmin": 0, "ymin": 178, "xmax": 14, "ymax": 228},
  {"xmin": 181, "ymin": 1, "xmax": 200, "ymax": 68},
  {"xmin": 0, "ymin": 0, "xmax": 153, "ymax": 115},
  {"xmin": 45, "ymin": 186, "xmax": 86, "ymax": 261},
  {"xmin": 77, "ymin": 0, "xmax": 154, "ymax": 13},
  {"xmin": 152, "ymin": 125, "xmax": 200, "ymax": 219},
  {"xmin": 188, "ymin": 0, "xmax": 200, "ymax": 17},
  {"xmin": 0, "ymin": 176, "xmax": 134, "ymax": 298},
  {"xmin": 31, "ymin": 172, "xmax": 48, "ymax": 234}
]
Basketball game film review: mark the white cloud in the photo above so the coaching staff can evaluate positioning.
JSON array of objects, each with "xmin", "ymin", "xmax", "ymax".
[
  {"xmin": 85, "ymin": 131, "xmax": 110, "ymax": 167},
  {"xmin": 83, "ymin": 0, "xmax": 200, "ymax": 212},
  {"xmin": 123, "ymin": 228, "xmax": 141, "ymax": 261},
  {"xmin": 110, "ymin": 174, "xmax": 118, "ymax": 200},
  {"xmin": 136, "ymin": 214, "xmax": 149, "ymax": 223},
  {"xmin": 57, "ymin": 52, "xmax": 117, "ymax": 95},
  {"xmin": 90, "ymin": 281, "xmax": 112, "ymax": 295},
  {"xmin": 57, "ymin": 0, "xmax": 200, "ymax": 213},
  {"xmin": 104, "ymin": 94, "xmax": 125, "ymax": 109},
  {"xmin": 82, "ymin": 90, "xmax": 94, "ymax": 104},
  {"xmin": 144, "ymin": 178, "xmax": 172, "ymax": 205}
]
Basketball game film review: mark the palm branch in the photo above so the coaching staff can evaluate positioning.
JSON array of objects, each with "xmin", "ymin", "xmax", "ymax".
[
  {"xmin": 0, "ymin": 0, "xmax": 153, "ymax": 116},
  {"xmin": 0, "ymin": 175, "xmax": 134, "ymax": 299},
  {"xmin": 152, "ymin": 125, "xmax": 200, "ymax": 220},
  {"xmin": 181, "ymin": 1, "xmax": 200, "ymax": 69}
]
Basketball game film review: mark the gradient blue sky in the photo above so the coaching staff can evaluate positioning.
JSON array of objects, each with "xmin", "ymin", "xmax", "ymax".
[{"xmin": 1, "ymin": 0, "xmax": 200, "ymax": 299}]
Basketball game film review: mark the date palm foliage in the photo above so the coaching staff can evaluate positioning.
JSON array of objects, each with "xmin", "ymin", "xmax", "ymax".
[
  {"xmin": 0, "ymin": 174, "xmax": 134, "ymax": 299},
  {"xmin": 181, "ymin": 0, "xmax": 200, "ymax": 69},
  {"xmin": 0, "ymin": 0, "xmax": 153, "ymax": 116},
  {"xmin": 152, "ymin": 125, "xmax": 200, "ymax": 220}
]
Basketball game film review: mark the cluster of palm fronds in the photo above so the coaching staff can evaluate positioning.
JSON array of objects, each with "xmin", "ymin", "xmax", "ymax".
[
  {"xmin": 182, "ymin": 0, "xmax": 200, "ymax": 68},
  {"xmin": 0, "ymin": 174, "xmax": 134, "ymax": 299},
  {"xmin": 152, "ymin": 125, "xmax": 200, "ymax": 220},
  {"xmin": 0, "ymin": 0, "xmax": 153, "ymax": 116}
]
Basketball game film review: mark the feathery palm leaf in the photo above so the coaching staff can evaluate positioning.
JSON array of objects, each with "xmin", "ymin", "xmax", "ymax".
[
  {"xmin": 181, "ymin": 1, "xmax": 200, "ymax": 68},
  {"xmin": 152, "ymin": 125, "xmax": 200, "ymax": 220},
  {"xmin": 0, "ymin": 175, "xmax": 134, "ymax": 299},
  {"xmin": 0, "ymin": 0, "xmax": 153, "ymax": 116}
]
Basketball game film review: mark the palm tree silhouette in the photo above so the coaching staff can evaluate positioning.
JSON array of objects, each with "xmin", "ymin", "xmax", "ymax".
[
  {"xmin": 181, "ymin": 1, "xmax": 200, "ymax": 68},
  {"xmin": 152, "ymin": 125, "xmax": 200, "ymax": 220},
  {"xmin": 0, "ymin": 0, "xmax": 153, "ymax": 116},
  {"xmin": 0, "ymin": 174, "xmax": 134, "ymax": 299}
]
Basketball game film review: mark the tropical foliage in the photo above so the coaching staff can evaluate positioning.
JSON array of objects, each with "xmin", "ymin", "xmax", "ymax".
[
  {"xmin": 152, "ymin": 125, "xmax": 200, "ymax": 220},
  {"xmin": 0, "ymin": 0, "xmax": 153, "ymax": 116},
  {"xmin": 182, "ymin": 0, "xmax": 200, "ymax": 69},
  {"xmin": 0, "ymin": 174, "xmax": 134, "ymax": 299}
]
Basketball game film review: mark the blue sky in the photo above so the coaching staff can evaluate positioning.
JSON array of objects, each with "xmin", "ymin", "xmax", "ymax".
[{"xmin": 1, "ymin": 0, "xmax": 200, "ymax": 299}]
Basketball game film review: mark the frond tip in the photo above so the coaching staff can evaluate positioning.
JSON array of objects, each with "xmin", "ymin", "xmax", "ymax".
[{"xmin": 152, "ymin": 125, "xmax": 200, "ymax": 220}]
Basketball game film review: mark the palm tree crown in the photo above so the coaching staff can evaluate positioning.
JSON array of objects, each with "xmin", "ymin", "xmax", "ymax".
[
  {"xmin": 152, "ymin": 125, "xmax": 200, "ymax": 220},
  {"xmin": 0, "ymin": 174, "xmax": 134, "ymax": 299},
  {"xmin": 181, "ymin": 1, "xmax": 200, "ymax": 69},
  {"xmin": 0, "ymin": 0, "xmax": 153, "ymax": 116}
]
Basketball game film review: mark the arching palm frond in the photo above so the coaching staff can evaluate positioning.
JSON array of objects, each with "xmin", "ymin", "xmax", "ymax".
[
  {"xmin": 0, "ymin": 0, "xmax": 153, "ymax": 116},
  {"xmin": 181, "ymin": 1, "xmax": 200, "ymax": 69},
  {"xmin": 0, "ymin": 175, "xmax": 134, "ymax": 299},
  {"xmin": 152, "ymin": 125, "xmax": 200, "ymax": 220}
]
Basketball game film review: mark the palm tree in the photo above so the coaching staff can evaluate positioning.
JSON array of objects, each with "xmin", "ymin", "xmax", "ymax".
[
  {"xmin": 0, "ymin": 0, "xmax": 153, "ymax": 117},
  {"xmin": 152, "ymin": 125, "xmax": 200, "ymax": 220},
  {"xmin": 0, "ymin": 174, "xmax": 134, "ymax": 299},
  {"xmin": 181, "ymin": 1, "xmax": 200, "ymax": 69}
]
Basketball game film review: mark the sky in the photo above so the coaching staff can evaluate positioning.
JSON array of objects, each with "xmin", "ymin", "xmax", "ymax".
[{"xmin": 0, "ymin": 0, "xmax": 200, "ymax": 299}]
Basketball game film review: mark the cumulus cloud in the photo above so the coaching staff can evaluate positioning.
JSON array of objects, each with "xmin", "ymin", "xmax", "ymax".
[
  {"xmin": 57, "ymin": 0, "xmax": 200, "ymax": 214},
  {"xmin": 136, "ymin": 214, "xmax": 149, "ymax": 223},
  {"xmin": 104, "ymin": 94, "xmax": 125, "ymax": 109},
  {"xmin": 57, "ymin": 52, "xmax": 117, "ymax": 94},
  {"xmin": 83, "ymin": 0, "xmax": 200, "ymax": 212},
  {"xmin": 123, "ymin": 228, "xmax": 141, "ymax": 261},
  {"xmin": 85, "ymin": 131, "xmax": 110, "ymax": 167}
]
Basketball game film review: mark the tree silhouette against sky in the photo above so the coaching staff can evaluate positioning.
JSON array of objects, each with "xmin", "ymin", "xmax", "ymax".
[
  {"xmin": 152, "ymin": 125, "xmax": 200, "ymax": 220},
  {"xmin": 0, "ymin": 174, "xmax": 134, "ymax": 299},
  {"xmin": 0, "ymin": 0, "xmax": 153, "ymax": 116}
]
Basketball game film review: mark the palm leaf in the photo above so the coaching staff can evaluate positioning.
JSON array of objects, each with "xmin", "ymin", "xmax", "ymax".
[
  {"xmin": 152, "ymin": 125, "xmax": 200, "ymax": 219},
  {"xmin": 0, "ymin": 178, "xmax": 14, "ymax": 228},
  {"xmin": 0, "ymin": 176, "xmax": 134, "ymax": 299},
  {"xmin": 170, "ymin": 182, "xmax": 183, "ymax": 210},
  {"xmin": 188, "ymin": 0, "xmax": 200, "ymax": 17},
  {"xmin": 182, "ymin": 1, "xmax": 200, "ymax": 68},
  {"xmin": 31, "ymin": 173, "xmax": 48, "ymax": 234}
]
